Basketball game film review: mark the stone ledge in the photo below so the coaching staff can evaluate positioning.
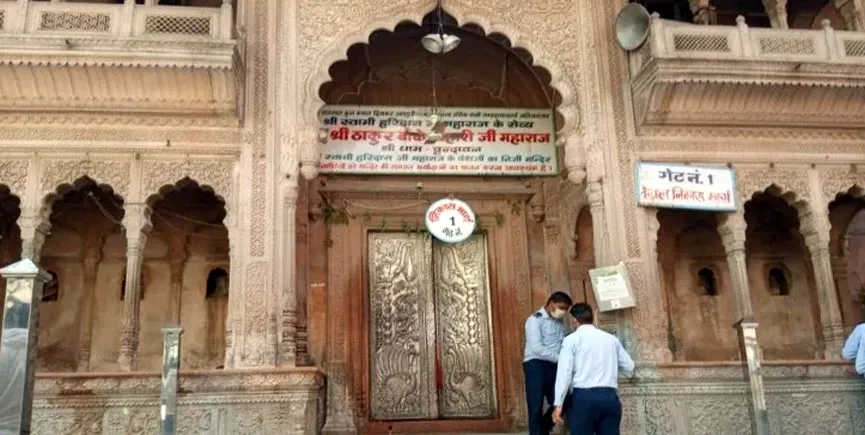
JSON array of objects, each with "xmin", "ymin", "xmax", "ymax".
[{"xmin": 629, "ymin": 17, "xmax": 865, "ymax": 131}]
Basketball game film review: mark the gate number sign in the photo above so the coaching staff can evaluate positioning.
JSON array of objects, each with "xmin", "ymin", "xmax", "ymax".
[{"xmin": 425, "ymin": 197, "xmax": 477, "ymax": 244}]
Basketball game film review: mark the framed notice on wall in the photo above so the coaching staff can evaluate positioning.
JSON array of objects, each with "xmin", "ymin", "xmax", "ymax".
[
  {"xmin": 588, "ymin": 263, "xmax": 636, "ymax": 313},
  {"xmin": 635, "ymin": 162, "xmax": 737, "ymax": 212}
]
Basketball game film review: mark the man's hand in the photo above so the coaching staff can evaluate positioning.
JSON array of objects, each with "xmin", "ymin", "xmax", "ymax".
[{"xmin": 552, "ymin": 406, "xmax": 564, "ymax": 425}]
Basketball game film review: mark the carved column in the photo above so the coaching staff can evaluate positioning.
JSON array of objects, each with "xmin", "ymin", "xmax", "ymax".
[
  {"xmin": 118, "ymin": 204, "xmax": 151, "ymax": 371},
  {"xmin": 279, "ymin": 182, "xmax": 298, "ymax": 366},
  {"xmin": 17, "ymin": 207, "xmax": 49, "ymax": 263},
  {"xmin": 688, "ymin": 0, "xmax": 717, "ymax": 24},
  {"xmin": 718, "ymin": 211, "xmax": 754, "ymax": 319},
  {"xmin": 762, "ymin": 0, "xmax": 789, "ymax": 28},
  {"xmin": 588, "ymin": 180, "xmax": 611, "ymax": 265},
  {"xmin": 800, "ymin": 210, "xmax": 845, "ymax": 359},
  {"xmin": 834, "ymin": 0, "xmax": 865, "ymax": 31},
  {"xmin": 641, "ymin": 208, "xmax": 672, "ymax": 362},
  {"xmin": 166, "ymin": 238, "xmax": 187, "ymax": 326},
  {"xmin": 224, "ymin": 225, "xmax": 242, "ymax": 369},
  {"xmin": 76, "ymin": 244, "xmax": 102, "ymax": 371}
]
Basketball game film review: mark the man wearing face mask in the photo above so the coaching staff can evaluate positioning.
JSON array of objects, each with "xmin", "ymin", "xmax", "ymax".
[{"xmin": 523, "ymin": 291, "xmax": 573, "ymax": 435}]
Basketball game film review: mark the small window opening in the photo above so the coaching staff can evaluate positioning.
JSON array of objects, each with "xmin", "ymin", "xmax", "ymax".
[
  {"xmin": 206, "ymin": 268, "xmax": 229, "ymax": 298},
  {"xmin": 696, "ymin": 267, "xmax": 718, "ymax": 296},
  {"xmin": 42, "ymin": 271, "xmax": 59, "ymax": 302},
  {"xmin": 767, "ymin": 267, "xmax": 790, "ymax": 296}
]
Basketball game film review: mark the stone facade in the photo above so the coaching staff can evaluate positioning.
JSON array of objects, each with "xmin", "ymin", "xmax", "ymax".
[{"xmin": 0, "ymin": 0, "xmax": 865, "ymax": 434}]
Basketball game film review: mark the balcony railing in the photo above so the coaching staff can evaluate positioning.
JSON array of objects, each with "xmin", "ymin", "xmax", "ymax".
[
  {"xmin": 0, "ymin": 0, "xmax": 233, "ymax": 40},
  {"xmin": 631, "ymin": 15, "xmax": 865, "ymax": 74}
]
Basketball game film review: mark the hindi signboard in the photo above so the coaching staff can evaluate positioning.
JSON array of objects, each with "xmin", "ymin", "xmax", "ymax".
[
  {"xmin": 588, "ymin": 263, "xmax": 636, "ymax": 313},
  {"xmin": 425, "ymin": 197, "xmax": 476, "ymax": 244},
  {"xmin": 636, "ymin": 162, "xmax": 737, "ymax": 211},
  {"xmin": 318, "ymin": 105, "xmax": 557, "ymax": 176}
]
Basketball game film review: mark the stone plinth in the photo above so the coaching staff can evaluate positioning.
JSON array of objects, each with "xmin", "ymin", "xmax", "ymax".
[{"xmin": 31, "ymin": 368, "xmax": 324, "ymax": 435}]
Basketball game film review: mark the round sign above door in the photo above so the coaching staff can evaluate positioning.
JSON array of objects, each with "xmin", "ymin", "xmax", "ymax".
[{"xmin": 425, "ymin": 197, "xmax": 477, "ymax": 244}]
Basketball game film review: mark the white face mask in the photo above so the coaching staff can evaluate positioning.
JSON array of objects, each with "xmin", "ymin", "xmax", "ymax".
[{"xmin": 550, "ymin": 308, "xmax": 566, "ymax": 320}]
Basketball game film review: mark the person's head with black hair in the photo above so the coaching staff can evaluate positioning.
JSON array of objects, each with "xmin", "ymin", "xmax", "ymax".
[
  {"xmin": 569, "ymin": 302, "xmax": 594, "ymax": 326},
  {"xmin": 545, "ymin": 291, "xmax": 573, "ymax": 321}
]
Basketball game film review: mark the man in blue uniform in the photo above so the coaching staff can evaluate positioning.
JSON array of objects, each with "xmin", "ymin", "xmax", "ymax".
[
  {"xmin": 842, "ymin": 322, "xmax": 865, "ymax": 378},
  {"xmin": 523, "ymin": 291, "xmax": 573, "ymax": 435},
  {"xmin": 552, "ymin": 303, "xmax": 635, "ymax": 435}
]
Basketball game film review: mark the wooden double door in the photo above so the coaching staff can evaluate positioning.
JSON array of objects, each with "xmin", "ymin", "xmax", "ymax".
[{"xmin": 367, "ymin": 232, "xmax": 497, "ymax": 421}]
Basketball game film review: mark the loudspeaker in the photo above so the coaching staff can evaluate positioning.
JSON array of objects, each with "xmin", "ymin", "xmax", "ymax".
[{"xmin": 614, "ymin": 3, "xmax": 652, "ymax": 52}]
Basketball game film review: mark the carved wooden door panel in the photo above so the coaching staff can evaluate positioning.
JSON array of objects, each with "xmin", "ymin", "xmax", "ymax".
[
  {"xmin": 368, "ymin": 232, "xmax": 438, "ymax": 420},
  {"xmin": 433, "ymin": 234, "xmax": 497, "ymax": 419},
  {"xmin": 368, "ymin": 232, "xmax": 497, "ymax": 421}
]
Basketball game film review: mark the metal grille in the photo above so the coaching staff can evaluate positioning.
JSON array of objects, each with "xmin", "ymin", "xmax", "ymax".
[
  {"xmin": 0, "ymin": 10, "xmax": 5, "ymax": 30},
  {"xmin": 672, "ymin": 34, "xmax": 730, "ymax": 53},
  {"xmin": 144, "ymin": 15, "xmax": 211, "ymax": 36},
  {"xmin": 844, "ymin": 39, "xmax": 865, "ymax": 57},
  {"xmin": 39, "ymin": 11, "xmax": 111, "ymax": 32},
  {"xmin": 758, "ymin": 37, "xmax": 816, "ymax": 55}
]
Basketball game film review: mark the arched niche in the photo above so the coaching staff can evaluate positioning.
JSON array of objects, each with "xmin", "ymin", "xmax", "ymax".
[
  {"xmin": 828, "ymin": 191, "xmax": 865, "ymax": 328},
  {"xmin": 38, "ymin": 176, "xmax": 126, "ymax": 372},
  {"xmin": 657, "ymin": 209, "xmax": 737, "ymax": 361},
  {"xmin": 320, "ymin": 10, "xmax": 563, "ymax": 118},
  {"xmin": 744, "ymin": 191, "xmax": 821, "ymax": 360},
  {"xmin": 138, "ymin": 177, "xmax": 230, "ymax": 371}
]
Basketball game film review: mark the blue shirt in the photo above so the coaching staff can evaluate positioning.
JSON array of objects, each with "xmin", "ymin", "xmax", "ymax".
[
  {"xmin": 523, "ymin": 307, "xmax": 567, "ymax": 363},
  {"xmin": 553, "ymin": 324, "xmax": 635, "ymax": 406},
  {"xmin": 842, "ymin": 324, "xmax": 865, "ymax": 376}
]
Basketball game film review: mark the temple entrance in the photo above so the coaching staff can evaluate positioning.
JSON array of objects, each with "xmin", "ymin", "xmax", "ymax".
[{"xmin": 367, "ymin": 232, "xmax": 496, "ymax": 421}]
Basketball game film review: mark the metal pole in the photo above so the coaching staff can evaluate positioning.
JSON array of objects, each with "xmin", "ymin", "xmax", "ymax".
[{"xmin": 159, "ymin": 326, "xmax": 182, "ymax": 435}]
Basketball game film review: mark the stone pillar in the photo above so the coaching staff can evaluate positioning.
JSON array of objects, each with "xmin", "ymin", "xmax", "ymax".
[
  {"xmin": 640, "ymin": 208, "xmax": 672, "ymax": 362},
  {"xmin": 834, "ymin": 0, "xmax": 865, "ymax": 31},
  {"xmin": 17, "ymin": 208, "xmax": 49, "ymax": 263},
  {"xmin": 118, "ymin": 204, "xmax": 151, "ymax": 371},
  {"xmin": 224, "ymin": 226, "xmax": 241, "ymax": 369},
  {"xmin": 762, "ymin": 0, "xmax": 789, "ymax": 28},
  {"xmin": 76, "ymin": 246, "xmax": 101, "ymax": 371},
  {"xmin": 166, "ymin": 239, "xmax": 187, "ymax": 326},
  {"xmin": 0, "ymin": 259, "xmax": 50, "ymax": 435},
  {"xmin": 718, "ymin": 211, "xmax": 754, "ymax": 319},
  {"xmin": 688, "ymin": 0, "xmax": 717, "ymax": 24},
  {"xmin": 279, "ymin": 183, "xmax": 298, "ymax": 366},
  {"xmin": 800, "ymin": 211, "xmax": 845, "ymax": 359},
  {"xmin": 735, "ymin": 318, "xmax": 771, "ymax": 435}
]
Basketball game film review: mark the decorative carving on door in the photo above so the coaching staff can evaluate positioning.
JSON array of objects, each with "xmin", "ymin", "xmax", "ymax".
[
  {"xmin": 368, "ymin": 232, "xmax": 438, "ymax": 420},
  {"xmin": 368, "ymin": 232, "xmax": 497, "ymax": 422},
  {"xmin": 434, "ymin": 235, "xmax": 497, "ymax": 418}
]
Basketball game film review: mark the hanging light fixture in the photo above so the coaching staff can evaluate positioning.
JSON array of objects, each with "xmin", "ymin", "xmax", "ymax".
[{"xmin": 422, "ymin": 0, "xmax": 461, "ymax": 54}]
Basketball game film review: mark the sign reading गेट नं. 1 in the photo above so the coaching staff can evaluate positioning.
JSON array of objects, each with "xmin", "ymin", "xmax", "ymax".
[
  {"xmin": 425, "ymin": 197, "xmax": 476, "ymax": 244},
  {"xmin": 636, "ymin": 162, "xmax": 737, "ymax": 211},
  {"xmin": 318, "ymin": 105, "xmax": 557, "ymax": 176}
]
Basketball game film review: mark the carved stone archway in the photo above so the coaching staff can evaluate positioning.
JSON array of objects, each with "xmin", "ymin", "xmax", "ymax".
[{"xmin": 298, "ymin": 1, "xmax": 582, "ymax": 180}]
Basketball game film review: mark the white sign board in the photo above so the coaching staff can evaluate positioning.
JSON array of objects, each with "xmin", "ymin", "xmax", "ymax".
[
  {"xmin": 636, "ymin": 162, "xmax": 737, "ymax": 211},
  {"xmin": 425, "ymin": 198, "xmax": 477, "ymax": 244},
  {"xmin": 588, "ymin": 263, "xmax": 636, "ymax": 313},
  {"xmin": 318, "ymin": 105, "xmax": 557, "ymax": 176}
]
